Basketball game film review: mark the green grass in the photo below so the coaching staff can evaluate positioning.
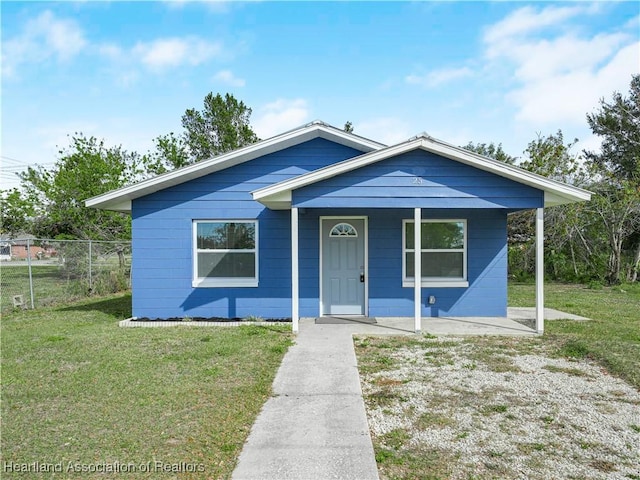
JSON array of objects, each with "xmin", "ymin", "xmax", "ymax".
[
  {"xmin": 509, "ymin": 282, "xmax": 640, "ymax": 389},
  {"xmin": 1, "ymin": 264, "xmax": 129, "ymax": 313},
  {"xmin": 1, "ymin": 293, "xmax": 293, "ymax": 479}
]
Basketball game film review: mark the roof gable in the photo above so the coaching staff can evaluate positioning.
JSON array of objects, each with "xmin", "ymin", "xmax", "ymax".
[
  {"xmin": 252, "ymin": 134, "xmax": 592, "ymax": 209},
  {"xmin": 86, "ymin": 121, "xmax": 385, "ymax": 212},
  {"xmin": 291, "ymin": 149, "xmax": 545, "ymax": 210}
]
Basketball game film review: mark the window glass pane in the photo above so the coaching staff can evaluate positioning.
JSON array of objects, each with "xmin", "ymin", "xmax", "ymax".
[
  {"xmin": 405, "ymin": 222, "xmax": 414, "ymax": 249},
  {"xmin": 198, "ymin": 252, "xmax": 255, "ymax": 278},
  {"xmin": 406, "ymin": 252, "xmax": 464, "ymax": 278},
  {"xmin": 330, "ymin": 223, "xmax": 358, "ymax": 237},
  {"xmin": 423, "ymin": 222, "xmax": 464, "ymax": 249},
  {"xmin": 406, "ymin": 221, "xmax": 464, "ymax": 249},
  {"xmin": 197, "ymin": 222, "xmax": 255, "ymax": 249}
]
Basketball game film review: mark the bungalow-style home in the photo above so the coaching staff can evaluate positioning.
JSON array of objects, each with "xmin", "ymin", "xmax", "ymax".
[{"xmin": 87, "ymin": 121, "xmax": 591, "ymax": 333}]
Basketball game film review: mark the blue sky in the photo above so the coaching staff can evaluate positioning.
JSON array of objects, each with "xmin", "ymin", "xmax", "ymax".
[{"xmin": 2, "ymin": 1, "xmax": 639, "ymax": 190}]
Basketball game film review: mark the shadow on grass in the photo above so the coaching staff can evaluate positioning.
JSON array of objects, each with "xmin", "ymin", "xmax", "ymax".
[{"xmin": 58, "ymin": 293, "xmax": 132, "ymax": 319}]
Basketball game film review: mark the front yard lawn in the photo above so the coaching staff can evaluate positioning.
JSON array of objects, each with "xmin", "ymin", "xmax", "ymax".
[
  {"xmin": 1, "ymin": 293, "xmax": 293, "ymax": 479},
  {"xmin": 509, "ymin": 282, "xmax": 640, "ymax": 389}
]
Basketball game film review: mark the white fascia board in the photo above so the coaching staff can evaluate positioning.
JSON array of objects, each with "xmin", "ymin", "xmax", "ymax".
[
  {"xmin": 252, "ymin": 136, "xmax": 592, "ymax": 208},
  {"xmin": 86, "ymin": 122, "xmax": 385, "ymax": 212},
  {"xmin": 420, "ymin": 138, "xmax": 592, "ymax": 206}
]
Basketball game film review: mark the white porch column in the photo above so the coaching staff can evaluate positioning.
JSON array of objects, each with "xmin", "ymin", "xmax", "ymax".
[
  {"xmin": 291, "ymin": 207, "xmax": 299, "ymax": 333},
  {"xmin": 535, "ymin": 207, "xmax": 544, "ymax": 334},
  {"xmin": 414, "ymin": 207, "xmax": 422, "ymax": 333}
]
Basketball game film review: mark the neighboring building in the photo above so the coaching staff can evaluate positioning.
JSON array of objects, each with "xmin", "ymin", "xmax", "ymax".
[
  {"xmin": 87, "ymin": 121, "xmax": 591, "ymax": 332},
  {"xmin": 0, "ymin": 235, "xmax": 53, "ymax": 260}
]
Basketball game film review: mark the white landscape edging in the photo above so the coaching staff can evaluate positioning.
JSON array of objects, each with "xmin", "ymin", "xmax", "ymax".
[{"xmin": 119, "ymin": 318, "xmax": 290, "ymax": 328}]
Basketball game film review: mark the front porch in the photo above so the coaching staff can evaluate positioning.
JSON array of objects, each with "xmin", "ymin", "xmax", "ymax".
[
  {"xmin": 302, "ymin": 307, "xmax": 588, "ymax": 336},
  {"xmin": 289, "ymin": 206, "xmax": 547, "ymax": 335}
]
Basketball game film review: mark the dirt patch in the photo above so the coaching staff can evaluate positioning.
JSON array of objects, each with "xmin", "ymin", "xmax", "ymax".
[{"xmin": 357, "ymin": 336, "xmax": 640, "ymax": 480}]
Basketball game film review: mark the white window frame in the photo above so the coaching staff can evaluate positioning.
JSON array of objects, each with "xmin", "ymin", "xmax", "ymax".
[
  {"xmin": 192, "ymin": 220, "xmax": 259, "ymax": 288},
  {"xmin": 402, "ymin": 219, "xmax": 468, "ymax": 288}
]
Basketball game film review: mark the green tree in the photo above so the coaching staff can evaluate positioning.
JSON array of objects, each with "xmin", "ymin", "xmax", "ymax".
[
  {"xmin": 585, "ymin": 75, "xmax": 640, "ymax": 283},
  {"xmin": 181, "ymin": 92, "xmax": 259, "ymax": 162},
  {"xmin": 344, "ymin": 121, "xmax": 354, "ymax": 133},
  {"xmin": 142, "ymin": 132, "xmax": 190, "ymax": 175},
  {"xmin": 521, "ymin": 131, "xmax": 599, "ymax": 281},
  {"xmin": 462, "ymin": 141, "xmax": 517, "ymax": 165},
  {"xmin": 19, "ymin": 134, "xmax": 138, "ymax": 240},
  {"xmin": 586, "ymin": 74, "xmax": 640, "ymax": 184},
  {"xmin": 0, "ymin": 188, "xmax": 36, "ymax": 236},
  {"xmin": 587, "ymin": 180, "xmax": 640, "ymax": 283},
  {"xmin": 521, "ymin": 130, "xmax": 585, "ymax": 183}
]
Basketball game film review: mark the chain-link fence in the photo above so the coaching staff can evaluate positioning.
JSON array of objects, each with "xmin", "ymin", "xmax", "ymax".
[{"xmin": 0, "ymin": 238, "xmax": 131, "ymax": 313}]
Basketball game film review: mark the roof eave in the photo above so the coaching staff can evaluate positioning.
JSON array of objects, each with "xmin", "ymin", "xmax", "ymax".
[
  {"xmin": 86, "ymin": 122, "xmax": 386, "ymax": 212},
  {"xmin": 252, "ymin": 137, "xmax": 593, "ymax": 209}
]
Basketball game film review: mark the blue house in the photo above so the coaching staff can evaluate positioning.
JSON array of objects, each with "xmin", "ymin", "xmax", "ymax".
[{"xmin": 87, "ymin": 121, "xmax": 590, "ymax": 333}]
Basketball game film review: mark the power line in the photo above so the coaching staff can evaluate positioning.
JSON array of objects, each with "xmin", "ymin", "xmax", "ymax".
[{"xmin": 1, "ymin": 156, "xmax": 27, "ymax": 165}]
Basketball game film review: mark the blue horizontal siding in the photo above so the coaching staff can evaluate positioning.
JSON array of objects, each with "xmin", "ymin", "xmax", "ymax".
[
  {"xmin": 131, "ymin": 138, "xmax": 366, "ymax": 319},
  {"xmin": 293, "ymin": 150, "xmax": 544, "ymax": 210},
  {"xmin": 132, "ymin": 204, "xmax": 509, "ymax": 318},
  {"xmin": 364, "ymin": 208, "xmax": 507, "ymax": 317},
  {"xmin": 131, "ymin": 139, "xmax": 519, "ymax": 320}
]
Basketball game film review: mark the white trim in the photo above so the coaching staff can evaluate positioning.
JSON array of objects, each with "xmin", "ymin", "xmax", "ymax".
[
  {"xmin": 292, "ymin": 208, "xmax": 299, "ymax": 333},
  {"xmin": 192, "ymin": 220, "xmax": 259, "ymax": 288},
  {"xmin": 414, "ymin": 208, "xmax": 421, "ymax": 333},
  {"xmin": 402, "ymin": 218, "xmax": 468, "ymax": 287},
  {"xmin": 252, "ymin": 136, "xmax": 592, "ymax": 209},
  {"xmin": 319, "ymin": 216, "xmax": 368, "ymax": 317},
  {"xmin": 535, "ymin": 208, "xmax": 544, "ymax": 334},
  {"xmin": 403, "ymin": 280, "xmax": 470, "ymax": 288},
  {"xmin": 192, "ymin": 278, "xmax": 258, "ymax": 288},
  {"xmin": 86, "ymin": 121, "xmax": 385, "ymax": 212}
]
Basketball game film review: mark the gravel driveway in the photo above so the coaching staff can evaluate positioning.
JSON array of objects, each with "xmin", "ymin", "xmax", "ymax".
[{"xmin": 356, "ymin": 335, "xmax": 640, "ymax": 480}]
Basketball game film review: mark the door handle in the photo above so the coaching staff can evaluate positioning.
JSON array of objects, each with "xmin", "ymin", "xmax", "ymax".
[{"xmin": 360, "ymin": 273, "xmax": 365, "ymax": 283}]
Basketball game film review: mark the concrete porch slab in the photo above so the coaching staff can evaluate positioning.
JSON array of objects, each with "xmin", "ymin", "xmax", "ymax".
[{"xmin": 507, "ymin": 307, "xmax": 590, "ymax": 321}]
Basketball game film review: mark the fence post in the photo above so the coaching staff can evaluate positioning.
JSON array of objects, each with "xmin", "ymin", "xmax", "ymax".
[
  {"xmin": 88, "ymin": 240, "xmax": 93, "ymax": 292},
  {"xmin": 26, "ymin": 238, "xmax": 35, "ymax": 309}
]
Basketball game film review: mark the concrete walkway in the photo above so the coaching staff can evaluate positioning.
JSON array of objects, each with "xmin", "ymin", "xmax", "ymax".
[
  {"xmin": 232, "ymin": 308, "xmax": 584, "ymax": 479},
  {"xmin": 232, "ymin": 321, "xmax": 385, "ymax": 480}
]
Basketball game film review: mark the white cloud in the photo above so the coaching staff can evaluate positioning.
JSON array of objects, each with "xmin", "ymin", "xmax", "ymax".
[
  {"xmin": 253, "ymin": 99, "xmax": 310, "ymax": 139},
  {"xmin": 213, "ymin": 69, "xmax": 245, "ymax": 87},
  {"xmin": 483, "ymin": 4, "xmax": 640, "ymax": 127},
  {"xmin": 406, "ymin": 67, "xmax": 474, "ymax": 88},
  {"xmin": 132, "ymin": 37, "xmax": 222, "ymax": 70},
  {"xmin": 2, "ymin": 10, "xmax": 86, "ymax": 78},
  {"xmin": 508, "ymin": 41, "xmax": 640, "ymax": 125},
  {"xmin": 355, "ymin": 118, "xmax": 413, "ymax": 146},
  {"xmin": 484, "ymin": 5, "xmax": 584, "ymax": 48}
]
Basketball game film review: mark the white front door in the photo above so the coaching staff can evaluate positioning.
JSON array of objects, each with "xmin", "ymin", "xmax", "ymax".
[{"xmin": 321, "ymin": 218, "xmax": 366, "ymax": 315}]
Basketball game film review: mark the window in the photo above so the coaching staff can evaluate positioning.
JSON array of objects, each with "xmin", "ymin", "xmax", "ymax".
[
  {"xmin": 329, "ymin": 222, "xmax": 358, "ymax": 237},
  {"xmin": 403, "ymin": 219, "xmax": 468, "ymax": 288},
  {"xmin": 193, "ymin": 220, "xmax": 258, "ymax": 287}
]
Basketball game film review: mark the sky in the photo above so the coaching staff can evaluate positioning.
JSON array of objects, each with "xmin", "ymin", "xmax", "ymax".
[{"xmin": 1, "ymin": 1, "xmax": 639, "ymax": 190}]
